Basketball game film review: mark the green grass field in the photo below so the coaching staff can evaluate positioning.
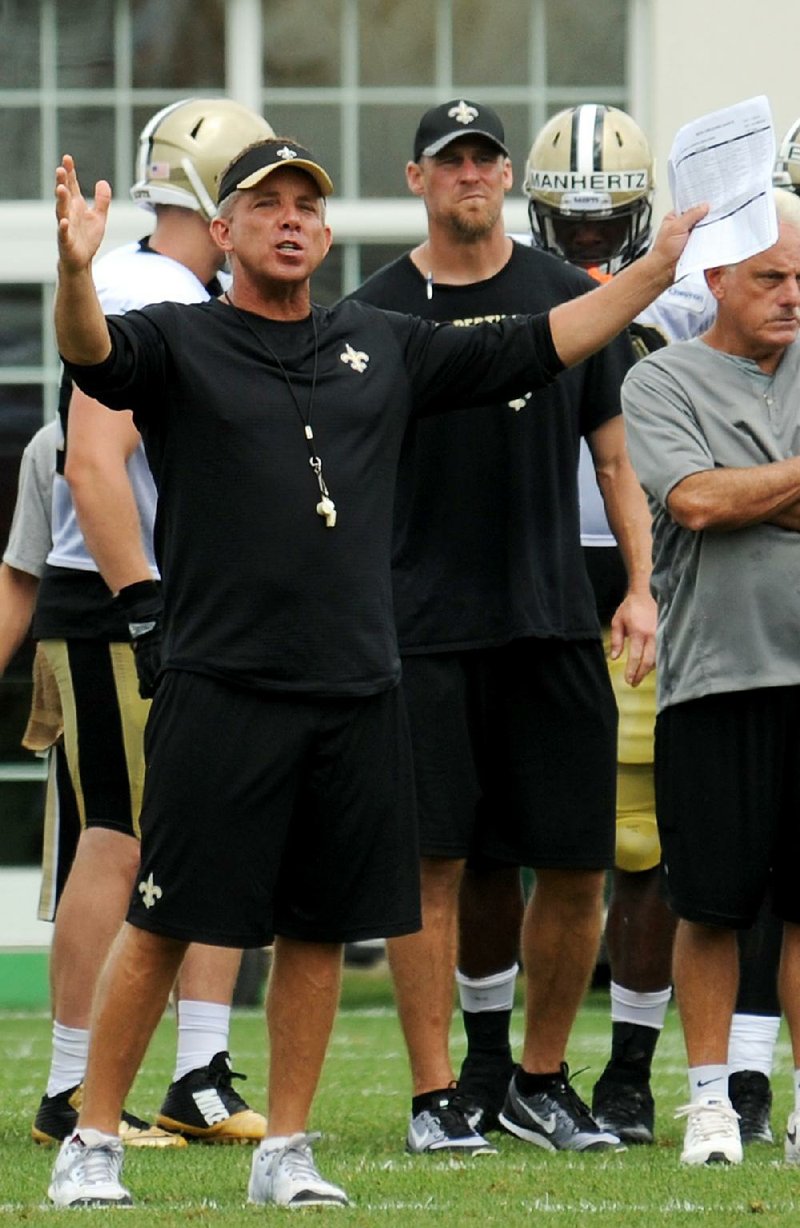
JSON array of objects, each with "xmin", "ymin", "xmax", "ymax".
[{"xmin": 1, "ymin": 967, "xmax": 798, "ymax": 1226}]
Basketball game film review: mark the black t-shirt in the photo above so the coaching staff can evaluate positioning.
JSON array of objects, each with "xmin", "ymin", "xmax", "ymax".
[
  {"xmin": 350, "ymin": 243, "xmax": 637, "ymax": 651},
  {"xmin": 63, "ymin": 296, "xmax": 562, "ymax": 698}
]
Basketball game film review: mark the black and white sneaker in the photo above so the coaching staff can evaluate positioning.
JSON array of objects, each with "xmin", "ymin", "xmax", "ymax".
[
  {"xmin": 458, "ymin": 1053, "xmax": 516, "ymax": 1135},
  {"xmin": 499, "ymin": 1064, "xmax": 621, "ymax": 1152},
  {"xmin": 157, "ymin": 1051, "xmax": 266, "ymax": 1143},
  {"xmin": 32, "ymin": 1083, "xmax": 184, "ymax": 1148},
  {"xmin": 592, "ymin": 1070, "xmax": 655, "ymax": 1145},
  {"xmin": 406, "ymin": 1089, "xmax": 497, "ymax": 1155},
  {"xmin": 728, "ymin": 1070, "xmax": 773, "ymax": 1144}
]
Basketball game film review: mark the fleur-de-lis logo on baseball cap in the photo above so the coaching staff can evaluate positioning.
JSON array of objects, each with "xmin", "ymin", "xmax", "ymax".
[
  {"xmin": 449, "ymin": 100, "xmax": 479, "ymax": 126},
  {"xmin": 277, "ymin": 145, "xmax": 299, "ymax": 160}
]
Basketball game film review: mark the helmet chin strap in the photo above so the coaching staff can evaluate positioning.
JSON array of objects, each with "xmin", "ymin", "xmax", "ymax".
[{"xmin": 182, "ymin": 156, "xmax": 218, "ymax": 220}]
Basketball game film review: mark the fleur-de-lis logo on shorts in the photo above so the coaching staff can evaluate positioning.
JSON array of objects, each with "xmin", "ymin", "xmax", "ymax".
[
  {"xmin": 508, "ymin": 391, "xmax": 532, "ymax": 412},
  {"xmin": 340, "ymin": 342, "xmax": 370, "ymax": 373},
  {"xmin": 449, "ymin": 100, "xmax": 479, "ymax": 126},
  {"xmin": 138, "ymin": 872, "xmax": 162, "ymax": 909}
]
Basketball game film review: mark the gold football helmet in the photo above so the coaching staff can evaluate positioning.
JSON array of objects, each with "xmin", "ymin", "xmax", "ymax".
[
  {"xmin": 774, "ymin": 117, "xmax": 800, "ymax": 195},
  {"xmin": 524, "ymin": 104, "xmax": 654, "ymax": 275},
  {"xmin": 131, "ymin": 98, "xmax": 275, "ymax": 220}
]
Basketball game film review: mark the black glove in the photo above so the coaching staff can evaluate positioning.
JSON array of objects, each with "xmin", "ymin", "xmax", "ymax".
[{"xmin": 117, "ymin": 579, "xmax": 163, "ymax": 700}]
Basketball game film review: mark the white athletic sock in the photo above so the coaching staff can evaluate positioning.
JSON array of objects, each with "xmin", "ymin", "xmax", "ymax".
[
  {"xmin": 727, "ymin": 1012, "xmax": 781, "ymax": 1077},
  {"xmin": 456, "ymin": 963, "xmax": 519, "ymax": 1013},
  {"xmin": 46, "ymin": 1022, "xmax": 89, "ymax": 1097},
  {"xmin": 688, "ymin": 1064, "xmax": 729, "ymax": 1103},
  {"xmin": 609, "ymin": 981, "xmax": 672, "ymax": 1030},
  {"xmin": 173, "ymin": 1000, "xmax": 231, "ymax": 1081}
]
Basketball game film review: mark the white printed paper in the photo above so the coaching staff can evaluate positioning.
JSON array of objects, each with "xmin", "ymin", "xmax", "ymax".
[{"xmin": 668, "ymin": 96, "xmax": 777, "ymax": 279}]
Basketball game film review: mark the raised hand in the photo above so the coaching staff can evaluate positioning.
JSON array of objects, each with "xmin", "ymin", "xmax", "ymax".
[
  {"xmin": 55, "ymin": 154, "xmax": 112, "ymax": 274},
  {"xmin": 648, "ymin": 203, "xmax": 709, "ymax": 275}
]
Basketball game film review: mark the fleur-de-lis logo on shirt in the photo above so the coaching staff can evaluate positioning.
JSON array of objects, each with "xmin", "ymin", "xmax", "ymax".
[
  {"xmin": 138, "ymin": 872, "xmax": 162, "ymax": 909},
  {"xmin": 508, "ymin": 392, "xmax": 532, "ymax": 412},
  {"xmin": 340, "ymin": 342, "xmax": 370, "ymax": 374},
  {"xmin": 449, "ymin": 100, "xmax": 479, "ymax": 126},
  {"xmin": 277, "ymin": 145, "xmax": 299, "ymax": 160}
]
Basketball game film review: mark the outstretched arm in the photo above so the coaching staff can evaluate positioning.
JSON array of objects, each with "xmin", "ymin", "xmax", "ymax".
[
  {"xmin": 54, "ymin": 154, "xmax": 113, "ymax": 365},
  {"xmin": 549, "ymin": 204, "xmax": 708, "ymax": 369}
]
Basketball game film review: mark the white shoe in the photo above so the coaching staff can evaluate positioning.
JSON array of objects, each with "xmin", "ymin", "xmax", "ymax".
[
  {"xmin": 48, "ymin": 1129, "xmax": 132, "ymax": 1207},
  {"xmin": 247, "ymin": 1133, "xmax": 349, "ymax": 1207},
  {"xmin": 785, "ymin": 1109, "xmax": 800, "ymax": 1165},
  {"xmin": 676, "ymin": 1096, "xmax": 742, "ymax": 1165}
]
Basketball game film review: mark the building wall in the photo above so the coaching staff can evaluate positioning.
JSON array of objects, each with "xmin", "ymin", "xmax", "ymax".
[{"xmin": 646, "ymin": 0, "xmax": 800, "ymax": 219}]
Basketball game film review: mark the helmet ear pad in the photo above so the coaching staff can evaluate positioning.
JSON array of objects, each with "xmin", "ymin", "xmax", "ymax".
[
  {"xmin": 131, "ymin": 98, "xmax": 275, "ymax": 219},
  {"xmin": 524, "ymin": 104, "xmax": 654, "ymax": 275}
]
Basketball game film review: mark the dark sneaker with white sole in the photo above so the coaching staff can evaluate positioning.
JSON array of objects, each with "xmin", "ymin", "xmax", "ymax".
[
  {"xmin": 591, "ymin": 1070, "xmax": 655, "ymax": 1144},
  {"xmin": 499, "ymin": 1064, "xmax": 621, "ymax": 1151},
  {"xmin": 407, "ymin": 1089, "xmax": 497, "ymax": 1155},
  {"xmin": 728, "ymin": 1070, "xmax": 773, "ymax": 1144}
]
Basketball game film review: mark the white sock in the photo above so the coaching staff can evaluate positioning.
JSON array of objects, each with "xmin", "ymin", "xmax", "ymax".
[
  {"xmin": 610, "ymin": 981, "xmax": 672, "ymax": 1030},
  {"xmin": 47, "ymin": 1022, "xmax": 89, "ymax": 1097},
  {"xmin": 174, "ymin": 1000, "xmax": 231, "ymax": 1081},
  {"xmin": 727, "ymin": 1012, "xmax": 780, "ymax": 1077},
  {"xmin": 456, "ymin": 963, "xmax": 519, "ymax": 1013},
  {"xmin": 688, "ymin": 1064, "xmax": 728, "ymax": 1102},
  {"xmin": 794, "ymin": 1069, "xmax": 800, "ymax": 1114}
]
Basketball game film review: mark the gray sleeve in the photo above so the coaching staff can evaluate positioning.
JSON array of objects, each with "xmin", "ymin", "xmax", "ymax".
[
  {"xmin": 2, "ymin": 421, "xmax": 59, "ymax": 578},
  {"xmin": 621, "ymin": 349, "xmax": 716, "ymax": 510}
]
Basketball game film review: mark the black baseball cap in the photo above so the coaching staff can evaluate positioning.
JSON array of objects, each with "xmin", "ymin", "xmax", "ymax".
[
  {"xmin": 413, "ymin": 99, "xmax": 510, "ymax": 162},
  {"xmin": 217, "ymin": 139, "xmax": 334, "ymax": 205}
]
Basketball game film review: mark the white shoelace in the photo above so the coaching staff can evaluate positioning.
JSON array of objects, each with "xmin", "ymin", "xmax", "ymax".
[
  {"xmin": 675, "ymin": 1100, "xmax": 740, "ymax": 1140},
  {"xmin": 74, "ymin": 1143, "xmax": 120, "ymax": 1188}
]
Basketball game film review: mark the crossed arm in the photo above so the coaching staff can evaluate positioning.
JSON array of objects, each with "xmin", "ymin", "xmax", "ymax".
[{"xmin": 667, "ymin": 456, "xmax": 800, "ymax": 532}]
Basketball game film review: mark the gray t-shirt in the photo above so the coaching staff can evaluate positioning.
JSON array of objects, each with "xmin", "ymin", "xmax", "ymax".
[
  {"xmin": 3, "ymin": 420, "xmax": 60, "ymax": 578},
  {"xmin": 622, "ymin": 336, "xmax": 800, "ymax": 712}
]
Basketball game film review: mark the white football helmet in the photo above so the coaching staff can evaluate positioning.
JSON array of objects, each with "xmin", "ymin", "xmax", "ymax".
[
  {"xmin": 131, "ymin": 98, "xmax": 275, "ymax": 220},
  {"xmin": 524, "ymin": 104, "xmax": 654, "ymax": 275}
]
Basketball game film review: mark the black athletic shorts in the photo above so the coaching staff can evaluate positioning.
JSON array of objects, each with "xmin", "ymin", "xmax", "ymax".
[
  {"xmin": 40, "ymin": 639, "xmax": 148, "ymax": 841},
  {"xmin": 127, "ymin": 670, "xmax": 421, "ymax": 948},
  {"xmin": 400, "ymin": 637, "xmax": 617, "ymax": 869},
  {"xmin": 655, "ymin": 686, "xmax": 800, "ymax": 928}
]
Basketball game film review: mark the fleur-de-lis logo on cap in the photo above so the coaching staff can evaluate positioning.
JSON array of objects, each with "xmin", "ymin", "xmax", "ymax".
[
  {"xmin": 449, "ymin": 100, "xmax": 479, "ymax": 126},
  {"xmin": 340, "ymin": 342, "xmax": 369, "ymax": 374},
  {"xmin": 277, "ymin": 145, "xmax": 298, "ymax": 160}
]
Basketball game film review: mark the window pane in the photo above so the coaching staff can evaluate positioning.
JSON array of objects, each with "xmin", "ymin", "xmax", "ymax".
[
  {"xmin": 132, "ymin": 0, "xmax": 226, "ymax": 89},
  {"xmin": 452, "ymin": 0, "xmax": 530, "ymax": 87},
  {"xmin": 0, "ymin": 110, "xmax": 41, "ymax": 198},
  {"xmin": 260, "ymin": 104, "xmax": 342, "ymax": 194},
  {"xmin": 58, "ymin": 109, "xmax": 115, "ymax": 200},
  {"xmin": 359, "ymin": 104, "xmax": 423, "ymax": 197},
  {"xmin": 0, "ymin": 0, "xmax": 40, "ymax": 88},
  {"xmin": 0, "ymin": 782, "xmax": 46, "ymax": 857},
  {"xmin": 0, "ymin": 287, "xmax": 43, "ymax": 366},
  {"xmin": 546, "ymin": 0, "xmax": 627, "ymax": 87},
  {"xmin": 358, "ymin": 0, "xmax": 435, "ymax": 87},
  {"xmin": 263, "ymin": 0, "xmax": 342, "ymax": 87},
  {"xmin": 56, "ymin": 0, "xmax": 114, "ymax": 88}
]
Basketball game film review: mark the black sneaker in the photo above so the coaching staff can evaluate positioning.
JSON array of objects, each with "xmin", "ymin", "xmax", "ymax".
[
  {"xmin": 156, "ymin": 1051, "xmax": 266, "ymax": 1143},
  {"xmin": 729, "ymin": 1070, "xmax": 773, "ymax": 1144},
  {"xmin": 458, "ymin": 1053, "xmax": 516, "ymax": 1134},
  {"xmin": 406, "ymin": 1089, "xmax": 497, "ymax": 1155},
  {"xmin": 499, "ymin": 1064, "xmax": 621, "ymax": 1151},
  {"xmin": 591, "ymin": 1070, "xmax": 655, "ymax": 1145},
  {"xmin": 32, "ymin": 1084, "xmax": 184, "ymax": 1147}
]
